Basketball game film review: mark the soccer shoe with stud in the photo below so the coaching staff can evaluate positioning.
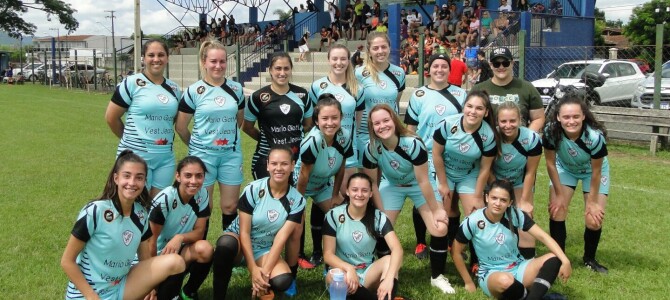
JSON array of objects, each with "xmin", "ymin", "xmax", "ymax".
[
  {"xmin": 414, "ymin": 243, "xmax": 429, "ymax": 260},
  {"xmin": 430, "ymin": 274, "xmax": 456, "ymax": 294},
  {"xmin": 584, "ymin": 259, "xmax": 608, "ymax": 274}
]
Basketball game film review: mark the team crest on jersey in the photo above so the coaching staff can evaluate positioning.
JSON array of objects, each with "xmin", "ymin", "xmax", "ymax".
[
  {"xmin": 259, "ymin": 189, "xmax": 266, "ymax": 198},
  {"xmin": 180, "ymin": 215, "xmax": 189, "ymax": 226},
  {"xmin": 362, "ymin": 70, "xmax": 370, "ymax": 77},
  {"xmin": 435, "ymin": 104, "xmax": 446, "ymax": 116},
  {"xmin": 122, "ymin": 230, "xmax": 134, "ymax": 246},
  {"xmin": 567, "ymin": 148, "xmax": 578, "ymax": 157},
  {"xmin": 214, "ymin": 96, "xmax": 226, "ymax": 107},
  {"xmin": 328, "ymin": 157, "xmax": 336, "ymax": 168},
  {"xmin": 459, "ymin": 143, "xmax": 471, "ymax": 153},
  {"xmin": 450, "ymin": 125, "xmax": 458, "ymax": 134},
  {"xmin": 320, "ymin": 82, "xmax": 328, "ymax": 89},
  {"xmin": 601, "ymin": 175, "xmax": 608, "ymax": 185},
  {"xmin": 521, "ymin": 138, "xmax": 529, "ymax": 145},
  {"xmin": 477, "ymin": 220, "xmax": 485, "ymax": 229},
  {"xmin": 495, "ymin": 233, "xmax": 505, "ymax": 245},
  {"xmin": 136, "ymin": 78, "xmax": 146, "ymax": 87},
  {"xmin": 481, "ymin": 135, "xmax": 488, "ymax": 142},
  {"xmin": 352, "ymin": 230, "xmax": 364, "ymax": 243},
  {"xmin": 135, "ymin": 210, "xmax": 145, "ymax": 222},
  {"xmin": 335, "ymin": 93, "xmax": 344, "ymax": 102},
  {"xmin": 390, "ymin": 160, "xmax": 400, "ymax": 170},
  {"xmin": 104, "ymin": 209, "xmax": 114, "ymax": 222},
  {"xmin": 378, "ymin": 81, "xmax": 387, "ymax": 89},
  {"xmin": 339, "ymin": 214, "xmax": 345, "ymax": 223},
  {"xmin": 197, "ymin": 86, "xmax": 206, "ymax": 94},
  {"xmin": 392, "ymin": 70, "xmax": 403, "ymax": 77},
  {"xmin": 503, "ymin": 153, "xmax": 514, "ymax": 163},
  {"xmin": 415, "ymin": 90, "xmax": 425, "ymax": 97},
  {"xmin": 260, "ymin": 92, "xmax": 271, "ymax": 103},
  {"xmin": 157, "ymin": 94, "xmax": 169, "ymax": 104},
  {"xmin": 267, "ymin": 209, "xmax": 279, "ymax": 222},
  {"xmin": 280, "ymin": 104, "xmax": 291, "ymax": 115}
]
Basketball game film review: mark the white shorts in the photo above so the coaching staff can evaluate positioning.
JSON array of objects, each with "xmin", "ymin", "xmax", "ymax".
[{"xmin": 299, "ymin": 44, "xmax": 309, "ymax": 53}]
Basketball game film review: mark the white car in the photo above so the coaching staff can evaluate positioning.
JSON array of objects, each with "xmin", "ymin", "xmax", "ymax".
[
  {"xmin": 631, "ymin": 61, "xmax": 670, "ymax": 110},
  {"xmin": 532, "ymin": 59, "xmax": 645, "ymax": 106}
]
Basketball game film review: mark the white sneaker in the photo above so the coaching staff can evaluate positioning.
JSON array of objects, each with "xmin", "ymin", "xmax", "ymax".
[{"xmin": 430, "ymin": 274, "xmax": 456, "ymax": 294}]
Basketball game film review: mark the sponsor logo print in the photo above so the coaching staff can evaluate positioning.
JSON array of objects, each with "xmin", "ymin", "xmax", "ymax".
[
  {"xmin": 362, "ymin": 70, "xmax": 370, "ymax": 77},
  {"xmin": 601, "ymin": 175, "xmax": 608, "ymax": 185},
  {"xmin": 521, "ymin": 138, "xmax": 529, "ymax": 145},
  {"xmin": 339, "ymin": 214, "xmax": 345, "ymax": 223},
  {"xmin": 180, "ymin": 215, "xmax": 189, "ymax": 226},
  {"xmin": 197, "ymin": 86, "xmax": 205, "ymax": 94},
  {"xmin": 260, "ymin": 92, "xmax": 271, "ymax": 102},
  {"xmin": 136, "ymin": 78, "xmax": 146, "ymax": 87},
  {"xmin": 172, "ymin": 199, "xmax": 178, "ymax": 209},
  {"xmin": 415, "ymin": 90, "xmax": 425, "ymax": 97},
  {"xmin": 450, "ymin": 125, "xmax": 458, "ymax": 134},
  {"xmin": 477, "ymin": 220, "xmax": 485, "ymax": 229},
  {"xmin": 259, "ymin": 189, "xmax": 266, "ymax": 198},
  {"xmin": 320, "ymin": 82, "xmax": 328, "ymax": 89},
  {"xmin": 104, "ymin": 209, "xmax": 114, "ymax": 222}
]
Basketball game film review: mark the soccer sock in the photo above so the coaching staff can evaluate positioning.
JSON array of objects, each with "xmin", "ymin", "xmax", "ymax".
[
  {"xmin": 156, "ymin": 272, "xmax": 186, "ymax": 300},
  {"xmin": 289, "ymin": 264, "xmax": 298, "ymax": 279},
  {"xmin": 519, "ymin": 247, "xmax": 536, "ymax": 259},
  {"xmin": 429, "ymin": 235, "xmax": 449, "ymax": 279},
  {"xmin": 203, "ymin": 218, "xmax": 210, "ymax": 239},
  {"xmin": 299, "ymin": 220, "xmax": 307, "ymax": 258},
  {"xmin": 413, "ymin": 206, "xmax": 427, "ymax": 245},
  {"xmin": 549, "ymin": 220, "xmax": 567, "ymax": 251},
  {"xmin": 221, "ymin": 212, "xmax": 237, "ymax": 231},
  {"xmin": 348, "ymin": 285, "xmax": 377, "ymax": 299},
  {"xmin": 212, "ymin": 235, "xmax": 239, "ymax": 300},
  {"xmin": 526, "ymin": 257, "xmax": 562, "ymax": 300},
  {"xmin": 269, "ymin": 273, "xmax": 293, "ymax": 293},
  {"xmin": 183, "ymin": 261, "xmax": 212, "ymax": 296},
  {"xmin": 376, "ymin": 237, "xmax": 391, "ymax": 257},
  {"xmin": 447, "ymin": 216, "xmax": 460, "ymax": 247},
  {"xmin": 501, "ymin": 279, "xmax": 527, "ymax": 300},
  {"xmin": 310, "ymin": 204, "xmax": 325, "ymax": 255},
  {"xmin": 583, "ymin": 228, "xmax": 602, "ymax": 260}
]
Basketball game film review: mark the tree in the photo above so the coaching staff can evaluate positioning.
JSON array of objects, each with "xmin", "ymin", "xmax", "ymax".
[
  {"xmin": 274, "ymin": 9, "xmax": 293, "ymax": 21},
  {"xmin": 624, "ymin": 0, "xmax": 670, "ymax": 46},
  {"xmin": 594, "ymin": 19, "xmax": 606, "ymax": 46},
  {"xmin": 0, "ymin": 0, "xmax": 79, "ymax": 38}
]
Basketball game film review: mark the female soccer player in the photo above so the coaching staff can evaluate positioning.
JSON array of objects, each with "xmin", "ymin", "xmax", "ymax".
[
  {"xmin": 105, "ymin": 39, "xmax": 182, "ymax": 198},
  {"xmin": 452, "ymin": 180, "xmax": 571, "ymax": 299},
  {"xmin": 323, "ymin": 173, "xmax": 402, "ymax": 300},
  {"xmin": 492, "ymin": 101, "xmax": 542, "ymax": 259},
  {"xmin": 61, "ymin": 150, "xmax": 185, "ymax": 300},
  {"xmin": 404, "ymin": 53, "xmax": 467, "ymax": 260},
  {"xmin": 149, "ymin": 156, "xmax": 214, "ymax": 300},
  {"xmin": 362, "ymin": 104, "xmax": 454, "ymax": 294},
  {"xmin": 294, "ymin": 94, "xmax": 354, "ymax": 268},
  {"xmin": 175, "ymin": 39, "xmax": 244, "ymax": 232},
  {"xmin": 544, "ymin": 96, "xmax": 610, "ymax": 273},
  {"xmin": 211, "ymin": 146, "xmax": 306, "ymax": 299}
]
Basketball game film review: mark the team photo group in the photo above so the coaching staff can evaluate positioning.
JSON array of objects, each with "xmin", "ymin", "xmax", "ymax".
[{"xmin": 61, "ymin": 31, "xmax": 610, "ymax": 300}]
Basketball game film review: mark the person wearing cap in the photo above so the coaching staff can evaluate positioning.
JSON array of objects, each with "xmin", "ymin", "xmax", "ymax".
[
  {"xmin": 438, "ymin": 4, "xmax": 450, "ymax": 36},
  {"xmin": 462, "ymin": 1, "xmax": 474, "ymax": 18},
  {"xmin": 499, "ymin": 0, "xmax": 513, "ymax": 12}
]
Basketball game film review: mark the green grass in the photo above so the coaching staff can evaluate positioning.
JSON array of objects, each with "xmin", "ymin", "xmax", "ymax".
[{"xmin": 1, "ymin": 85, "xmax": 669, "ymax": 299}]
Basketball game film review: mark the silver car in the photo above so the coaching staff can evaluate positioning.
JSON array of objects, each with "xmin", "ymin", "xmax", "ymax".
[{"xmin": 631, "ymin": 61, "xmax": 670, "ymax": 110}]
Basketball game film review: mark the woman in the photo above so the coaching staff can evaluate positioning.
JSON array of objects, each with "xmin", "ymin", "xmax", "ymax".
[
  {"xmin": 356, "ymin": 32, "xmax": 405, "ymax": 171},
  {"xmin": 453, "ymin": 180, "xmax": 571, "ymax": 299},
  {"xmin": 149, "ymin": 156, "xmax": 214, "ymax": 300},
  {"xmin": 544, "ymin": 96, "xmax": 610, "ymax": 274},
  {"xmin": 456, "ymin": 15, "xmax": 470, "ymax": 47},
  {"xmin": 493, "ymin": 13, "xmax": 510, "ymax": 38},
  {"xmin": 105, "ymin": 39, "xmax": 182, "ymax": 198},
  {"xmin": 212, "ymin": 146, "xmax": 306, "ymax": 299},
  {"xmin": 175, "ymin": 39, "xmax": 245, "ymax": 233},
  {"xmin": 61, "ymin": 150, "xmax": 185, "ymax": 300},
  {"xmin": 298, "ymin": 32, "xmax": 310, "ymax": 62},
  {"xmin": 242, "ymin": 52, "xmax": 313, "ymax": 181},
  {"xmin": 362, "ymin": 104, "xmax": 454, "ymax": 294},
  {"xmin": 492, "ymin": 101, "xmax": 542, "ymax": 259},
  {"xmin": 323, "ymin": 173, "xmax": 402, "ymax": 300},
  {"xmin": 405, "ymin": 53, "xmax": 467, "ymax": 261}
]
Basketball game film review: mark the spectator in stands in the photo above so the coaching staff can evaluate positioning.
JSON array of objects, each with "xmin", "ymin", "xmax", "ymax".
[
  {"xmin": 401, "ymin": 8, "xmax": 407, "ymax": 20},
  {"xmin": 474, "ymin": 0, "xmax": 484, "ymax": 18},
  {"xmin": 330, "ymin": 23, "xmax": 341, "ymax": 46},
  {"xmin": 307, "ymin": 0, "xmax": 317, "ymax": 12},
  {"xmin": 299, "ymin": 32, "xmax": 310, "ymax": 62},
  {"xmin": 499, "ymin": 0, "xmax": 512, "ymax": 12},
  {"xmin": 373, "ymin": 1, "xmax": 381, "ymax": 18},
  {"xmin": 362, "ymin": 0, "xmax": 371, "ymax": 18},
  {"xmin": 382, "ymin": 11, "xmax": 389, "ymax": 25},
  {"xmin": 328, "ymin": 2, "xmax": 339, "ymax": 31},
  {"xmin": 462, "ymin": 1, "xmax": 474, "ymax": 18},
  {"xmin": 360, "ymin": 13, "xmax": 372, "ymax": 40},
  {"xmin": 545, "ymin": 0, "xmax": 563, "ymax": 30},
  {"xmin": 376, "ymin": 22, "xmax": 388, "ymax": 33},
  {"xmin": 351, "ymin": 44, "xmax": 364, "ymax": 67},
  {"xmin": 227, "ymin": 16, "xmax": 236, "ymax": 45},
  {"xmin": 355, "ymin": 0, "xmax": 364, "ymax": 38},
  {"xmin": 401, "ymin": 18, "xmax": 409, "ymax": 40},
  {"xmin": 293, "ymin": 6, "xmax": 299, "ymax": 14},
  {"xmin": 209, "ymin": 18, "xmax": 216, "ymax": 32},
  {"xmin": 466, "ymin": 15, "xmax": 480, "ymax": 47},
  {"xmin": 517, "ymin": 0, "xmax": 530, "ymax": 12},
  {"xmin": 449, "ymin": 53, "xmax": 468, "ymax": 87},
  {"xmin": 342, "ymin": 5, "xmax": 354, "ymax": 40},
  {"xmin": 408, "ymin": 9, "xmax": 422, "ymax": 30},
  {"xmin": 299, "ymin": 4, "xmax": 307, "ymax": 13},
  {"xmin": 476, "ymin": 50, "xmax": 492, "ymax": 83},
  {"xmin": 370, "ymin": 12, "xmax": 380, "ymax": 31},
  {"xmin": 429, "ymin": 5, "xmax": 440, "ymax": 31},
  {"xmin": 456, "ymin": 15, "xmax": 470, "ymax": 47},
  {"xmin": 448, "ymin": 4, "xmax": 459, "ymax": 34},
  {"xmin": 493, "ymin": 12, "xmax": 510, "ymax": 39},
  {"xmin": 437, "ymin": 4, "xmax": 450, "ymax": 36},
  {"xmin": 319, "ymin": 26, "xmax": 331, "ymax": 52},
  {"xmin": 220, "ymin": 16, "xmax": 227, "ymax": 31},
  {"xmin": 480, "ymin": 10, "xmax": 493, "ymax": 37}
]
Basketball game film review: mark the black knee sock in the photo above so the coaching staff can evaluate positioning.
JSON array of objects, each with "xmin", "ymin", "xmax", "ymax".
[
  {"xmin": 348, "ymin": 285, "xmax": 377, "ymax": 299},
  {"xmin": 429, "ymin": 235, "xmax": 449, "ymax": 279},
  {"xmin": 311, "ymin": 204, "xmax": 325, "ymax": 255},
  {"xmin": 549, "ymin": 220, "xmax": 566, "ymax": 251},
  {"xmin": 469, "ymin": 240, "xmax": 479, "ymax": 266},
  {"xmin": 269, "ymin": 273, "xmax": 293, "ymax": 293},
  {"xmin": 289, "ymin": 264, "xmax": 298, "ymax": 279},
  {"xmin": 183, "ymin": 261, "xmax": 212, "ymax": 296},
  {"xmin": 583, "ymin": 228, "xmax": 602, "ymax": 261},
  {"xmin": 157, "ymin": 272, "xmax": 186, "ymax": 300},
  {"xmin": 376, "ymin": 237, "xmax": 391, "ymax": 257},
  {"xmin": 413, "ymin": 206, "xmax": 427, "ymax": 245},
  {"xmin": 519, "ymin": 247, "xmax": 536, "ymax": 259},
  {"xmin": 221, "ymin": 212, "xmax": 237, "ymax": 231},
  {"xmin": 212, "ymin": 235, "xmax": 239, "ymax": 300},
  {"xmin": 501, "ymin": 279, "xmax": 527, "ymax": 300},
  {"xmin": 299, "ymin": 220, "xmax": 307, "ymax": 258},
  {"xmin": 526, "ymin": 257, "xmax": 562, "ymax": 300},
  {"xmin": 203, "ymin": 218, "xmax": 210, "ymax": 239},
  {"xmin": 447, "ymin": 216, "xmax": 460, "ymax": 247}
]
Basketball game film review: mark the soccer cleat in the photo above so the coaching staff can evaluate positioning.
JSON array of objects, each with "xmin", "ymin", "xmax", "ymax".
[
  {"xmin": 297, "ymin": 257, "xmax": 316, "ymax": 269},
  {"xmin": 430, "ymin": 274, "xmax": 456, "ymax": 294},
  {"xmin": 284, "ymin": 279, "xmax": 297, "ymax": 297},
  {"xmin": 584, "ymin": 259, "xmax": 608, "ymax": 274},
  {"xmin": 309, "ymin": 253, "xmax": 323, "ymax": 267},
  {"xmin": 414, "ymin": 243, "xmax": 429, "ymax": 260},
  {"xmin": 470, "ymin": 263, "xmax": 479, "ymax": 275},
  {"xmin": 180, "ymin": 289, "xmax": 198, "ymax": 300}
]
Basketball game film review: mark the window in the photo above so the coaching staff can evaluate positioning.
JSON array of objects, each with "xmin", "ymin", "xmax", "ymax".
[
  {"xmin": 601, "ymin": 64, "xmax": 618, "ymax": 78},
  {"xmin": 616, "ymin": 63, "xmax": 636, "ymax": 76}
]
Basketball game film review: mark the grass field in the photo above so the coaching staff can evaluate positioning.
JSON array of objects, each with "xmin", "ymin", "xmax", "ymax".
[{"xmin": 1, "ymin": 84, "xmax": 669, "ymax": 299}]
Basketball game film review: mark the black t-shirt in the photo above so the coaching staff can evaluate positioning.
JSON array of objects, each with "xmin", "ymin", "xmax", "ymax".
[{"xmin": 478, "ymin": 59, "xmax": 492, "ymax": 83}]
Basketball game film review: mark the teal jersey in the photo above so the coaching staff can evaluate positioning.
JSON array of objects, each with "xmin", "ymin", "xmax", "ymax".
[
  {"xmin": 493, "ymin": 127, "xmax": 542, "ymax": 183},
  {"xmin": 455, "ymin": 207, "xmax": 534, "ymax": 277},
  {"xmin": 179, "ymin": 79, "xmax": 245, "ymax": 154},
  {"xmin": 309, "ymin": 76, "xmax": 365, "ymax": 138},
  {"xmin": 66, "ymin": 199, "xmax": 151, "ymax": 299},
  {"xmin": 111, "ymin": 73, "xmax": 182, "ymax": 154},
  {"xmin": 433, "ymin": 114, "xmax": 497, "ymax": 180},
  {"xmin": 227, "ymin": 178, "xmax": 306, "ymax": 258},
  {"xmin": 323, "ymin": 204, "xmax": 393, "ymax": 268},
  {"xmin": 404, "ymin": 85, "xmax": 467, "ymax": 152},
  {"xmin": 542, "ymin": 125, "xmax": 608, "ymax": 174},
  {"xmin": 362, "ymin": 136, "xmax": 428, "ymax": 185},
  {"xmin": 148, "ymin": 186, "xmax": 211, "ymax": 253},
  {"xmin": 355, "ymin": 64, "xmax": 406, "ymax": 136},
  {"xmin": 295, "ymin": 127, "xmax": 354, "ymax": 193}
]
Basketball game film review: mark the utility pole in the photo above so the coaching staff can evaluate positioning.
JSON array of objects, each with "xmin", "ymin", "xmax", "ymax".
[{"xmin": 106, "ymin": 10, "xmax": 118, "ymax": 86}]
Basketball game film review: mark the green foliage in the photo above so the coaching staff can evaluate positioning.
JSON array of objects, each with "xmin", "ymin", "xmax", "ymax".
[
  {"xmin": 274, "ymin": 8, "xmax": 293, "ymax": 21},
  {"xmin": 594, "ymin": 19, "xmax": 606, "ymax": 47},
  {"xmin": 624, "ymin": 0, "xmax": 670, "ymax": 45},
  {"xmin": 0, "ymin": 0, "xmax": 79, "ymax": 38}
]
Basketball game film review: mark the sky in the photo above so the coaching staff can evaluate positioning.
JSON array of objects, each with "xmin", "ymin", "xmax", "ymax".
[{"xmin": 19, "ymin": 0, "xmax": 650, "ymax": 38}]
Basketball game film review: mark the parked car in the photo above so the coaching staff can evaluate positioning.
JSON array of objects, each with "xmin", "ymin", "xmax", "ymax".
[
  {"xmin": 625, "ymin": 58, "xmax": 651, "ymax": 74},
  {"xmin": 67, "ymin": 64, "xmax": 106, "ymax": 82},
  {"xmin": 532, "ymin": 59, "xmax": 646, "ymax": 106},
  {"xmin": 20, "ymin": 63, "xmax": 45, "ymax": 81},
  {"xmin": 631, "ymin": 60, "xmax": 670, "ymax": 110}
]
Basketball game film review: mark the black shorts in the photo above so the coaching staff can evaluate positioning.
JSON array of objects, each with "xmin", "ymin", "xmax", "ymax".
[
  {"xmin": 321, "ymin": 38, "xmax": 329, "ymax": 42},
  {"xmin": 341, "ymin": 22, "xmax": 351, "ymax": 30}
]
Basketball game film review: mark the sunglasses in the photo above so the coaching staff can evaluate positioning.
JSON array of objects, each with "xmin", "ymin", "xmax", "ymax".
[{"xmin": 492, "ymin": 60, "xmax": 511, "ymax": 68}]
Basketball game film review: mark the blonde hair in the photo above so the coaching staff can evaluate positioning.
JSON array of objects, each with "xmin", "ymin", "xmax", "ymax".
[
  {"xmin": 367, "ymin": 104, "xmax": 421, "ymax": 151},
  {"xmin": 364, "ymin": 32, "xmax": 391, "ymax": 84},
  {"xmin": 199, "ymin": 38, "xmax": 227, "ymax": 78},
  {"xmin": 328, "ymin": 44, "xmax": 359, "ymax": 98}
]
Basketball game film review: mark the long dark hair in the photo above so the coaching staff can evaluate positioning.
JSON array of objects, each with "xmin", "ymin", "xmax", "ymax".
[
  {"xmin": 486, "ymin": 179, "xmax": 518, "ymax": 238},
  {"xmin": 465, "ymin": 90, "xmax": 501, "ymax": 155},
  {"xmin": 98, "ymin": 150, "xmax": 151, "ymax": 215},
  {"xmin": 343, "ymin": 173, "xmax": 380, "ymax": 238},
  {"xmin": 545, "ymin": 95, "xmax": 608, "ymax": 150},
  {"xmin": 172, "ymin": 156, "xmax": 208, "ymax": 187},
  {"xmin": 141, "ymin": 39, "xmax": 169, "ymax": 57}
]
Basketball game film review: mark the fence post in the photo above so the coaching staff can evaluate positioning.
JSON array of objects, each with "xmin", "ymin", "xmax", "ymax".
[
  {"xmin": 94, "ymin": 49, "xmax": 98, "ymax": 90},
  {"xmin": 236, "ymin": 43, "xmax": 241, "ymax": 82},
  {"xmin": 196, "ymin": 41, "xmax": 201, "ymax": 81},
  {"xmin": 652, "ymin": 23, "xmax": 666, "ymax": 149},
  {"xmin": 31, "ymin": 52, "xmax": 35, "ymax": 84},
  {"xmin": 418, "ymin": 34, "xmax": 424, "ymax": 87},
  {"xmin": 518, "ymin": 30, "xmax": 526, "ymax": 80}
]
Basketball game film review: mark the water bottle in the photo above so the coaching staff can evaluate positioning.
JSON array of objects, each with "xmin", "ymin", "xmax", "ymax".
[{"xmin": 329, "ymin": 268, "xmax": 348, "ymax": 300}]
